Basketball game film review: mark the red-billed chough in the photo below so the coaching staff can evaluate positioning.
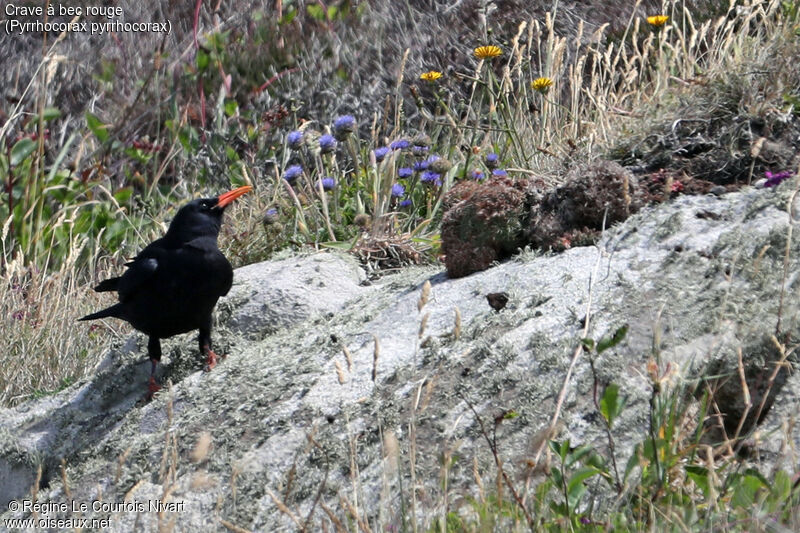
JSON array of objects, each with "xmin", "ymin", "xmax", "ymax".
[{"xmin": 80, "ymin": 185, "xmax": 252, "ymax": 398}]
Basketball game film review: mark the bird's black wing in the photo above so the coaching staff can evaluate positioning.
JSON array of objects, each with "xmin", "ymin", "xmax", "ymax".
[
  {"xmin": 115, "ymin": 238, "xmax": 171, "ymax": 302},
  {"xmin": 117, "ymin": 256, "xmax": 159, "ymax": 302}
]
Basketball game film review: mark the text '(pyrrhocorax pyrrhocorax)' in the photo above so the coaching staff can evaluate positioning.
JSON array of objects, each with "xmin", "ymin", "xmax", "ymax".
[{"xmin": 80, "ymin": 185, "xmax": 253, "ymax": 399}]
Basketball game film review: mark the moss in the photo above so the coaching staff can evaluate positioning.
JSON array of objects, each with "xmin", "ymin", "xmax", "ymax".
[{"xmin": 653, "ymin": 212, "xmax": 683, "ymax": 241}]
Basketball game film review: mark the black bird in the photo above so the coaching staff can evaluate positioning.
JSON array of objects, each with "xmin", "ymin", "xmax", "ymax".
[{"xmin": 80, "ymin": 185, "xmax": 253, "ymax": 398}]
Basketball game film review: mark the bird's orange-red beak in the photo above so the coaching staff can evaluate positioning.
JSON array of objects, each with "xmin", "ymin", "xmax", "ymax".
[{"xmin": 216, "ymin": 185, "xmax": 253, "ymax": 208}]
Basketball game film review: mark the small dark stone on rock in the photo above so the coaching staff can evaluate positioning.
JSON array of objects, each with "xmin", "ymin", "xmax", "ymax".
[{"xmin": 486, "ymin": 292, "xmax": 509, "ymax": 311}]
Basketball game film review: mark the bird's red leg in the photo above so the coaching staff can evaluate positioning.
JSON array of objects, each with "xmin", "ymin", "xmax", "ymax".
[
  {"xmin": 200, "ymin": 326, "xmax": 225, "ymax": 372},
  {"xmin": 203, "ymin": 344, "xmax": 225, "ymax": 371},
  {"xmin": 146, "ymin": 337, "xmax": 162, "ymax": 401},
  {"xmin": 146, "ymin": 358, "xmax": 162, "ymax": 400}
]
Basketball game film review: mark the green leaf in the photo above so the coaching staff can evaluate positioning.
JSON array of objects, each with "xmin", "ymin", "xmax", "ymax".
[
  {"xmin": 731, "ymin": 472, "xmax": 767, "ymax": 509},
  {"xmin": 113, "ymin": 187, "xmax": 133, "ymax": 205},
  {"xmin": 320, "ymin": 235, "xmax": 359, "ymax": 251},
  {"xmin": 224, "ymin": 99, "xmax": 238, "ymax": 117},
  {"xmin": 565, "ymin": 444, "xmax": 593, "ymax": 469},
  {"xmin": 550, "ymin": 440, "xmax": 569, "ymax": 462},
  {"xmin": 73, "ymin": 210, "xmax": 92, "ymax": 235},
  {"xmin": 623, "ymin": 444, "xmax": 643, "ymax": 482},
  {"xmin": 597, "ymin": 324, "xmax": 628, "ymax": 353},
  {"xmin": 307, "ymin": 4, "xmax": 325, "ymax": 21},
  {"xmin": 41, "ymin": 107, "xmax": 61, "ymax": 121},
  {"xmin": 549, "ymin": 501, "xmax": 569, "ymax": 518},
  {"xmin": 225, "ymin": 146, "xmax": 239, "ymax": 162},
  {"xmin": 567, "ymin": 467, "xmax": 601, "ymax": 497},
  {"xmin": 685, "ymin": 465, "xmax": 710, "ymax": 498},
  {"xmin": 85, "ymin": 112, "xmax": 109, "ymax": 143},
  {"xmin": 280, "ymin": 7, "xmax": 297, "ymax": 24},
  {"xmin": 567, "ymin": 481, "xmax": 588, "ymax": 509},
  {"xmin": 10, "ymin": 138, "xmax": 36, "ymax": 166},
  {"xmin": 550, "ymin": 468, "xmax": 564, "ymax": 488},
  {"xmin": 196, "ymin": 49, "xmax": 210, "ymax": 71},
  {"xmin": 600, "ymin": 383, "xmax": 626, "ymax": 428},
  {"xmin": 581, "ymin": 338, "xmax": 595, "ymax": 351}
]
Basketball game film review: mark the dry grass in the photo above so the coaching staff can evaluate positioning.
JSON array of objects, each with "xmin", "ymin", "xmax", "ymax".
[{"xmin": 0, "ymin": 244, "xmax": 119, "ymax": 406}]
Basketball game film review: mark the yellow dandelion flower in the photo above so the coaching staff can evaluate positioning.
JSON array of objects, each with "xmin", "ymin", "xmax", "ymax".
[
  {"xmin": 646, "ymin": 15, "xmax": 669, "ymax": 27},
  {"xmin": 420, "ymin": 70, "xmax": 443, "ymax": 82},
  {"xmin": 531, "ymin": 77, "xmax": 554, "ymax": 94},
  {"xmin": 474, "ymin": 45, "xmax": 502, "ymax": 60}
]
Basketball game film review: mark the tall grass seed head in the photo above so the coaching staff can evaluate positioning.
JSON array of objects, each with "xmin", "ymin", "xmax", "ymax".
[
  {"xmin": 354, "ymin": 213, "xmax": 372, "ymax": 228},
  {"xmin": 429, "ymin": 157, "xmax": 451, "ymax": 174},
  {"xmin": 420, "ymin": 70, "xmax": 443, "ymax": 82},
  {"xmin": 412, "ymin": 133, "xmax": 431, "ymax": 147},
  {"xmin": 319, "ymin": 134, "xmax": 337, "ymax": 153},
  {"xmin": 474, "ymin": 45, "xmax": 502, "ymax": 59},
  {"xmin": 531, "ymin": 77, "xmax": 553, "ymax": 94}
]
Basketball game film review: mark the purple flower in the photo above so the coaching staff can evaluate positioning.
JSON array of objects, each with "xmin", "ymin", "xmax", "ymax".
[
  {"xmin": 485, "ymin": 152, "xmax": 499, "ymax": 169},
  {"xmin": 391, "ymin": 183, "xmax": 405, "ymax": 197},
  {"xmin": 413, "ymin": 160, "xmax": 429, "ymax": 172},
  {"xmin": 399, "ymin": 199, "xmax": 412, "ymax": 208},
  {"xmin": 287, "ymin": 130, "xmax": 303, "ymax": 149},
  {"xmin": 319, "ymin": 134, "xmax": 337, "ymax": 153},
  {"xmin": 263, "ymin": 207, "xmax": 280, "ymax": 225},
  {"xmin": 421, "ymin": 171, "xmax": 442, "ymax": 186},
  {"xmin": 492, "ymin": 169, "xmax": 508, "ymax": 177},
  {"xmin": 333, "ymin": 115, "xmax": 356, "ymax": 133},
  {"xmin": 320, "ymin": 177, "xmax": 336, "ymax": 190},
  {"xmin": 471, "ymin": 169, "xmax": 485, "ymax": 180},
  {"xmin": 390, "ymin": 139, "xmax": 410, "ymax": 150},
  {"xmin": 373, "ymin": 147, "xmax": 390, "ymax": 162},
  {"xmin": 412, "ymin": 144, "xmax": 430, "ymax": 156},
  {"xmin": 764, "ymin": 170, "xmax": 793, "ymax": 188},
  {"xmin": 398, "ymin": 167, "xmax": 413, "ymax": 179},
  {"xmin": 283, "ymin": 165, "xmax": 303, "ymax": 183}
]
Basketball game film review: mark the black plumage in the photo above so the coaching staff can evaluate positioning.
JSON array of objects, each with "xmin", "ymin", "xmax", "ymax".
[{"xmin": 80, "ymin": 185, "xmax": 252, "ymax": 397}]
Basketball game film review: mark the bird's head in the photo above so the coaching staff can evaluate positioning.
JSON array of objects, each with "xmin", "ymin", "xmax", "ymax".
[{"xmin": 167, "ymin": 185, "xmax": 253, "ymax": 243}]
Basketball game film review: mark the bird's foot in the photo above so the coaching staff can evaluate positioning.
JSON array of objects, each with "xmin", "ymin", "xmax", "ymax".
[
  {"xmin": 146, "ymin": 376, "xmax": 162, "ymax": 401},
  {"xmin": 204, "ymin": 348, "xmax": 224, "ymax": 372}
]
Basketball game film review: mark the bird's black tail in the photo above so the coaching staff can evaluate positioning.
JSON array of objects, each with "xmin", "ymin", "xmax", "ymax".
[
  {"xmin": 79, "ymin": 303, "xmax": 124, "ymax": 322},
  {"xmin": 93, "ymin": 277, "xmax": 120, "ymax": 292}
]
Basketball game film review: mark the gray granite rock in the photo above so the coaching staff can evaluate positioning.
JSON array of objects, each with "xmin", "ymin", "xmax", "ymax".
[{"xmin": 2, "ymin": 182, "xmax": 799, "ymax": 531}]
